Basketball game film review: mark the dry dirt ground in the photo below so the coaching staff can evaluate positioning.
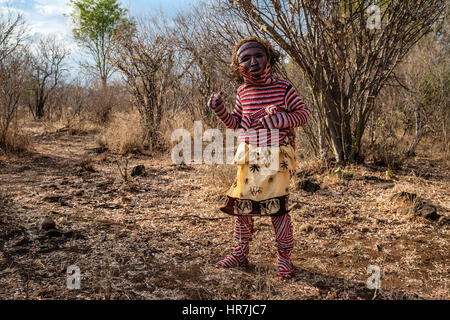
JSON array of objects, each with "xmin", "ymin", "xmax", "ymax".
[{"xmin": 0, "ymin": 124, "xmax": 449, "ymax": 300}]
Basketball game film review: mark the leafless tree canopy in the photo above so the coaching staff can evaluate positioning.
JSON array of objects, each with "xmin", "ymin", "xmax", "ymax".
[
  {"xmin": 28, "ymin": 36, "xmax": 69, "ymax": 119},
  {"xmin": 0, "ymin": 10, "xmax": 27, "ymax": 62},
  {"xmin": 0, "ymin": 0, "xmax": 448, "ymax": 163},
  {"xmin": 224, "ymin": 0, "xmax": 446, "ymax": 163},
  {"xmin": 108, "ymin": 16, "xmax": 181, "ymax": 149},
  {"xmin": 0, "ymin": 10, "xmax": 29, "ymax": 148}
]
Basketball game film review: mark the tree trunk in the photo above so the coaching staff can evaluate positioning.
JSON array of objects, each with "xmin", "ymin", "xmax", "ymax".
[
  {"xmin": 101, "ymin": 76, "xmax": 107, "ymax": 90},
  {"xmin": 318, "ymin": 121, "xmax": 327, "ymax": 160},
  {"xmin": 35, "ymin": 100, "xmax": 44, "ymax": 119},
  {"xmin": 350, "ymin": 112, "xmax": 365, "ymax": 163},
  {"xmin": 406, "ymin": 103, "xmax": 425, "ymax": 156},
  {"xmin": 35, "ymin": 90, "xmax": 45, "ymax": 119},
  {"xmin": 322, "ymin": 91, "xmax": 345, "ymax": 163}
]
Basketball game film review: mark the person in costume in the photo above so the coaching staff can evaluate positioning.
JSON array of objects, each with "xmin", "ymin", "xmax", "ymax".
[{"xmin": 208, "ymin": 37, "xmax": 310, "ymax": 279}]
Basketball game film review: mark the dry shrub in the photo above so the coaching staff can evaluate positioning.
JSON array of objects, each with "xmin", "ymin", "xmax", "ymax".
[
  {"xmin": 363, "ymin": 117, "xmax": 407, "ymax": 169},
  {"xmin": 78, "ymin": 156, "xmax": 95, "ymax": 172},
  {"xmin": 367, "ymin": 139, "xmax": 406, "ymax": 169},
  {"xmin": 98, "ymin": 108, "xmax": 194, "ymax": 155},
  {"xmin": 43, "ymin": 117, "xmax": 101, "ymax": 137},
  {"xmin": 98, "ymin": 111, "xmax": 145, "ymax": 155},
  {"xmin": 43, "ymin": 95, "xmax": 103, "ymax": 137},
  {"xmin": 297, "ymin": 158, "xmax": 333, "ymax": 176},
  {"xmin": 416, "ymin": 134, "xmax": 450, "ymax": 166},
  {"xmin": 390, "ymin": 192, "xmax": 423, "ymax": 223},
  {"xmin": 160, "ymin": 110, "xmax": 195, "ymax": 152},
  {"xmin": 202, "ymin": 164, "xmax": 237, "ymax": 196},
  {"xmin": 165, "ymin": 109, "xmax": 238, "ymax": 193},
  {"xmin": 67, "ymin": 119, "xmax": 102, "ymax": 136},
  {"xmin": 86, "ymin": 85, "xmax": 128, "ymax": 125},
  {"xmin": 0, "ymin": 129, "xmax": 30, "ymax": 154}
]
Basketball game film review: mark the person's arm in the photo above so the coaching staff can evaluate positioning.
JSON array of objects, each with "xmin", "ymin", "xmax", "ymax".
[
  {"xmin": 258, "ymin": 85, "xmax": 310, "ymax": 129},
  {"xmin": 208, "ymin": 93, "xmax": 248, "ymax": 130}
]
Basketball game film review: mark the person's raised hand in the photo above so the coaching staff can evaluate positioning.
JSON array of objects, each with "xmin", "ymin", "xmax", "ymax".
[{"xmin": 207, "ymin": 92, "xmax": 224, "ymax": 110}]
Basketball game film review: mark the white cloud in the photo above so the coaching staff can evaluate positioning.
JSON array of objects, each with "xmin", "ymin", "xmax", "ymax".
[
  {"xmin": 26, "ymin": 1, "xmax": 72, "ymax": 38},
  {"xmin": 0, "ymin": 0, "xmax": 72, "ymax": 38},
  {"xmin": 35, "ymin": 0, "xmax": 71, "ymax": 17},
  {"xmin": 29, "ymin": 20, "xmax": 67, "ymax": 37},
  {"xmin": 0, "ymin": 5, "xmax": 25, "ymax": 15},
  {"xmin": 36, "ymin": 4, "xmax": 63, "ymax": 16}
]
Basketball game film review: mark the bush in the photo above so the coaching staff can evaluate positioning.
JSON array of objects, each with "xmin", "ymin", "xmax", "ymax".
[
  {"xmin": 97, "ymin": 111, "xmax": 145, "ymax": 155},
  {"xmin": 0, "ymin": 129, "xmax": 30, "ymax": 154}
]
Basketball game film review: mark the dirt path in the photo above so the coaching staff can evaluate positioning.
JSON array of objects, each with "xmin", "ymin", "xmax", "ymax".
[{"xmin": 0, "ymin": 127, "xmax": 449, "ymax": 300}]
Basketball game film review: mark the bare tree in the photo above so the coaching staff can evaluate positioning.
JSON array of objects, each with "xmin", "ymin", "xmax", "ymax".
[
  {"xmin": 47, "ymin": 79, "xmax": 89, "ymax": 123},
  {"xmin": 28, "ymin": 36, "xmax": 69, "ymax": 119},
  {"xmin": 174, "ymin": 1, "xmax": 292, "ymax": 128},
  {"xmin": 0, "ymin": 10, "xmax": 29, "ymax": 150},
  {"xmin": 366, "ymin": 9, "xmax": 449, "ymax": 165},
  {"xmin": 0, "ymin": 9, "xmax": 27, "ymax": 63},
  {"xmin": 0, "ymin": 49, "xmax": 31, "ymax": 148},
  {"xmin": 401, "ymin": 32, "xmax": 448, "ymax": 157},
  {"xmin": 226, "ymin": 0, "xmax": 446, "ymax": 163},
  {"xmin": 108, "ymin": 16, "xmax": 180, "ymax": 150},
  {"xmin": 173, "ymin": 4, "xmax": 239, "ymax": 127}
]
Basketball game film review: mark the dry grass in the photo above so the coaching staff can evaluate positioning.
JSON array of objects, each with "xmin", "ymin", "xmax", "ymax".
[
  {"xmin": 96, "ymin": 109, "xmax": 192, "ymax": 155},
  {"xmin": 202, "ymin": 164, "xmax": 237, "ymax": 196},
  {"xmin": 78, "ymin": 156, "xmax": 96, "ymax": 173},
  {"xmin": 97, "ymin": 111, "xmax": 145, "ymax": 155},
  {"xmin": 161, "ymin": 110, "xmax": 195, "ymax": 150},
  {"xmin": 0, "ymin": 129, "xmax": 31, "ymax": 154}
]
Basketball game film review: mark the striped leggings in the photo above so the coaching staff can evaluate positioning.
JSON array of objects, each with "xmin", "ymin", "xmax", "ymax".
[{"xmin": 216, "ymin": 214, "xmax": 295, "ymax": 278}]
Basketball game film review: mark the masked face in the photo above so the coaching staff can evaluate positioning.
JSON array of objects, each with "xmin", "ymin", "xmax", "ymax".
[{"xmin": 238, "ymin": 45, "xmax": 269, "ymax": 77}]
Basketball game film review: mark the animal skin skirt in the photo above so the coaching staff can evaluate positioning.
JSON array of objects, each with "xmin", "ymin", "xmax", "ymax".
[{"xmin": 219, "ymin": 137, "xmax": 296, "ymax": 217}]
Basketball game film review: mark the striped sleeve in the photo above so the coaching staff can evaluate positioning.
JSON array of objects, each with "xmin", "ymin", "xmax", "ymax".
[
  {"xmin": 211, "ymin": 93, "xmax": 243, "ymax": 130},
  {"xmin": 260, "ymin": 85, "xmax": 310, "ymax": 129}
]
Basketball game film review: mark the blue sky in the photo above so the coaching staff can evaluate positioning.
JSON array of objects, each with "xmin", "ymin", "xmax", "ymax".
[
  {"xmin": 0, "ymin": 0, "xmax": 195, "ymax": 55},
  {"xmin": 0, "ymin": 0, "xmax": 196, "ymax": 79},
  {"xmin": 0, "ymin": 0, "xmax": 195, "ymax": 38}
]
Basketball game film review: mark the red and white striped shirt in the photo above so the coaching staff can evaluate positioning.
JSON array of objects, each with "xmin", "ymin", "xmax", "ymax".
[{"xmin": 212, "ymin": 76, "xmax": 310, "ymax": 146}]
